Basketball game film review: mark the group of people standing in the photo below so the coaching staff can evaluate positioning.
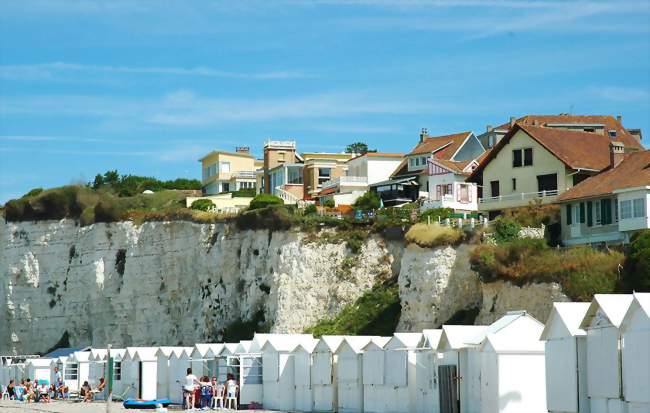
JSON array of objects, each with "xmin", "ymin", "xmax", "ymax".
[{"xmin": 183, "ymin": 368, "xmax": 238, "ymax": 410}]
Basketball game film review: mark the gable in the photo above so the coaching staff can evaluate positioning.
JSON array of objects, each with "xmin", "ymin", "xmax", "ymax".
[{"xmin": 453, "ymin": 133, "xmax": 485, "ymax": 162}]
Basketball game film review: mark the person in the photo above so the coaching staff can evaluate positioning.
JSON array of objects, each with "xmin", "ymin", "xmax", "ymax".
[
  {"xmin": 212, "ymin": 377, "xmax": 224, "ymax": 409},
  {"xmin": 183, "ymin": 367, "xmax": 199, "ymax": 410},
  {"xmin": 24, "ymin": 379, "xmax": 35, "ymax": 403},
  {"xmin": 80, "ymin": 381, "xmax": 92, "ymax": 402},
  {"xmin": 53, "ymin": 367, "xmax": 65, "ymax": 399},
  {"xmin": 48, "ymin": 384, "xmax": 56, "ymax": 400},
  {"xmin": 225, "ymin": 373, "xmax": 238, "ymax": 410},
  {"xmin": 92, "ymin": 378, "xmax": 106, "ymax": 400},
  {"xmin": 37, "ymin": 381, "xmax": 50, "ymax": 403},
  {"xmin": 7, "ymin": 379, "xmax": 15, "ymax": 400}
]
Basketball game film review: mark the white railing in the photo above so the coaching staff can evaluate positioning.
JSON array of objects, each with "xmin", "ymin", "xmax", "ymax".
[
  {"xmin": 479, "ymin": 189, "xmax": 561, "ymax": 204},
  {"xmin": 232, "ymin": 171, "xmax": 257, "ymax": 179},
  {"xmin": 321, "ymin": 176, "xmax": 368, "ymax": 189},
  {"xmin": 264, "ymin": 140, "xmax": 296, "ymax": 149},
  {"xmin": 274, "ymin": 186, "xmax": 300, "ymax": 205}
]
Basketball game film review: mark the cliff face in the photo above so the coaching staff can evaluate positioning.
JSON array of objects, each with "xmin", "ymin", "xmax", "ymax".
[{"xmin": 1, "ymin": 219, "xmax": 564, "ymax": 354}]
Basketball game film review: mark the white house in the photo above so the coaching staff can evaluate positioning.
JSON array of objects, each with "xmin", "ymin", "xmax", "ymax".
[
  {"xmin": 292, "ymin": 338, "xmax": 320, "ymax": 412},
  {"xmin": 311, "ymin": 336, "xmax": 345, "ymax": 413},
  {"xmin": 424, "ymin": 158, "xmax": 479, "ymax": 212},
  {"xmin": 478, "ymin": 311, "xmax": 547, "ymax": 413},
  {"xmin": 579, "ymin": 294, "xmax": 634, "ymax": 413},
  {"xmin": 334, "ymin": 336, "xmax": 389, "ymax": 413},
  {"xmin": 414, "ymin": 329, "xmax": 442, "ymax": 413},
  {"xmin": 540, "ymin": 302, "xmax": 591, "ymax": 413},
  {"xmin": 620, "ymin": 293, "xmax": 650, "ymax": 413}
]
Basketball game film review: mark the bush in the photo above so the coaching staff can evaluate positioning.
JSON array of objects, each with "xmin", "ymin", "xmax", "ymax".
[
  {"xmin": 346, "ymin": 230, "xmax": 367, "ymax": 254},
  {"xmin": 323, "ymin": 199, "xmax": 335, "ymax": 208},
  {"xmin": 405, "ymin": 223, "xmax": 463, "ymax": 248},
  {"xmin": 94, "ymin": 197, "xmax": 124, "ymax": 223},
  {"xmin": 236, "ymin": 205, "xmax": 294, "ymax": 231},
  {"xmin": 622, "ymin": 229, "xmax": 650, "ymax": 292},
  {"xmin": 304, "ymin": 204, "xmax": 317, "ymax": 215},
  {"xmin": 503, "ymin": 199, "xmax": 560, "ymax": 227},
  {"xmin": 493, "ymin": 216, "xmax": 521, "ymax": 243},
  {"xmin": 249, "ymin": 194, "xmax": 284, "ymax": 210},
  {"xmin": 191, "ymin": 199, "xmax": 215, "ymax": 211},
  {"xmin": 353, "ymin": 191, "xmax": 381, "ymax": 211},
  {"xmin": 24, "ymin": 188, "xmax": 43, "ymax": 197},
  {"xmin": 418, "ymin": 207, "xmax": 453, "ymax": 224},
  {"xmin": 231, "ymin": 188, "xmax": 256, "ymax": 198},
  {"xmin": 470, "ymin": 239, "xmax": 624, "ymax": 301}
]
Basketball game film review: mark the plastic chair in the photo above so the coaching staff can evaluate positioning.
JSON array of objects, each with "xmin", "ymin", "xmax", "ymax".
[
  {"xmin": 212, "ymin": 384, "xmax": 224, "ymax": 409},
  {"xmin": 1, "ymin": 386, "xmax": 9, "ymax": 400},
  {"xmin": 225, "ymin": 384, "xmax": 237, "ymax": 410}
]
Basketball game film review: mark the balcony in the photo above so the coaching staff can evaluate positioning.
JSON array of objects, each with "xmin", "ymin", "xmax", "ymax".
[
  {"xmin": 479, "ymin": 189, "xmax": 562, "ymax": 210},
  {"xmin": 321, "ymin": 176, "xmax": 368, "ymax": 190},
  {"xmin": 231, "ymin": 171, "xmax": 257, "ymax": 179}
]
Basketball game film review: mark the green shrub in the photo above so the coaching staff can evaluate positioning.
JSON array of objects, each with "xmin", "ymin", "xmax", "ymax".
[
  {"xmin": 231, "ymin": 188, "xmax": 256, "ymax": 198},
  {"xmin": 94, "ymin": 197, "xmax": 124, "ymax": 223},
  {"xmin": 470, "ymin": 239, "xmax": 624, "ymax": 301},
  {"xmin": 503, "ymin": 199, "xmax": 560, "ymax": 227},
  {"xmin": 353, "ymin": 191, "xmax": 381, "ymax": 211},
  {"xmin": 622, "ymin": 229, "xmax": 650, "ymax": 292},
  {"xmin": 323, "ymin": 199, "xmax": 335, "ymax": 208},
  {"xmin": 79, "ymin": 207, "xmax": 96, "ymax": 226},
  {"xmin": 191, "ymin": 199, "xmax": 215, "ymax": 211},
  {"xmin": 346, "ymin": 230, "xmax": 367, "ymax": 254},
  {"xmin": 249, "ymin": 194, "xmax": 284, "ymax": 210},
  {"xmin": 418, "ymin": 208, "xmax": 453, "ymax": 224},
  {"xmin": 306, "ymin": 278, "xmax": 401, "ymax": 337},
  {"xmin": 493, "ymin": 216, "xmax": 521, "ymax": 243},
  {"xmin": 24, "ymin": 188, "xmax": 43, "ymax": 197},
  {"xmin": 405, "ymin": 223, "xmax": 462, "ymax": 248},
  {"xmin": 304, "ymin": 204, "xmax": 318, "ymax": 215},
  {"xmin": 236, "ymin": 205, "xmax": 294, "ymax": 231}
]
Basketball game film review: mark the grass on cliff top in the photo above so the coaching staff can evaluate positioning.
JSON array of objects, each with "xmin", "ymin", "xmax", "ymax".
[
  {"xmin": 305, "ymin": 277, "xmax": 401, "ymax": 337},
  {"xmin": 405, "ymin": 223, "xmax": 463, "ymax": 248},
  {"xmin": 470, "ymin": 238, "xmax": 624, "ymax": 301}
]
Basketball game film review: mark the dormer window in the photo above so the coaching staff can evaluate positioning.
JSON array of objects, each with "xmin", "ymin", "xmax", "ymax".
[{"xmin": 608, "ymin": 130, "xmax": 617, "ymax": 138}]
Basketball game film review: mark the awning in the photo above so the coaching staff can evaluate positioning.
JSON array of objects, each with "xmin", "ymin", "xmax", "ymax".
[{"xmin": 369, "ymin": 176, "xmax": 419, "ymax": 188}]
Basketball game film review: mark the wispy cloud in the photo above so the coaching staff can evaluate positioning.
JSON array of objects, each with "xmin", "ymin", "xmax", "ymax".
[
  {"xmin": 588, "ymin": 86, "xmax": 650, "ymax": 103},
  {"xmin": 0, "ymin": 62, "xmax": 308, "ymax": 81}
]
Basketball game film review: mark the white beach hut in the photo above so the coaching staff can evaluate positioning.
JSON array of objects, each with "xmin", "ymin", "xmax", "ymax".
[
  {"xmin": 478, "ymin": 311, "xmax": 547, "ymax": 413},
  {"xmin": 190, "ymin": 343, "xmax": 224, "ymax": 379},
  {"xmin": 49, "ymin": 356, "xmax": 81, "ymax": 391},
  {"xmin": 620, "ymin": 292, "xmax": 650, "ymax": 413},
  {"xmin": 25, "ymin": 358, "xmax": 52, "ymax": 385},
  {"xmin": 540, "ymin": 302, "xmax": 590, "ymax": 413},
  {"xmin": 68, "ymin": 350, "xmax": 92, "ymax": 390},
  {"xmin": 436, "ymin": 325, "xmax": 487, "ymax": 413},
  {"xmin": 214, "ymin": 340, "xmax": 265, "ymax": 407},
  {"xmin": 155, "ymin": 347, "xmax": 184, "ymax": 401},
  {"xmin": 334, "ymin": 336, "xmax": 387, "ymax": 413},
  {"xmin": 579, "ymin": 294, "xmax": 634, "ymax": 413},
  {"xmin": 121, "ymin": 347, "xmax": 159, "ymax": 400},
  {"xmin": 311, "ymin": 336, "xmax": 345, "ymax": 413},
  {"xmin": 414, "ymin": 329, "xmax": 442, "ymax": 413},
  {"xmin": 167, "ymin": 347, "xmax": 193, "ymax": 404},
  {"xmin": 292, "ymin": 338, "xmax": 320, "ymax": 412},
  {"xmin": 88, "ymin": 349, "xmax": 108, "ymax": 387}
]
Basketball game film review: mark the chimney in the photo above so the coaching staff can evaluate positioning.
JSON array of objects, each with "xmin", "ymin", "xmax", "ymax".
[
  {"xmin": 420, "ymin": 128, "xmax": 429, "ymax": 143},
  {"xmin": 616, "ymin": 114, "xmax": 623, "ymax": 123},
  {"xmin": 486, "ymin": 125, "xmax": 493, "ymax": 133},
  {"xmin": 235, "ymin": 146, "xmax": 250, "ymax": 154},
  {"xmin": 610, "ymin": 141, "xmax": 625, "ymax": 168},
  {"xmin": 509, "ymin": 116, "xmax": 516, "ymax": 127}
]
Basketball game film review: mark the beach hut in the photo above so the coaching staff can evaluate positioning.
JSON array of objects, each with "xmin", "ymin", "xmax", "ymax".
[
  {"xmin": 414, "ymin": 329, "xmax": 442, "ymax": 413},
  {"xmin": 334, "ymin": 336, "xmax": 388, "ymax": 413},
  {"xmin": 25, "ymin": 358, "xmax": 53, "ymax": 385},
  {"xmin": 311, "ymin": 336, "xmax": 345, "ymax": 413},
  {"xmin": 49, "ymin": 356, "xmax": 81, "ymax": 391},
  {"xmin": 68, "ymin": 350, "xmax": 92, "ymax": 390},
  {"xmin": 620, "ymin": 293, "xmax": 650, "ymax": 413},
  {"xmin": 167, "ymin": 347, "xmax": 193, "ymax": 404},
  {"xmin": 261, "ymin": 335, "xmax": 306, "ymax": 411},
  {"xmin": 579, "ymin": 294, "xmax": 634, "ymax": 413},
  {"xmin": 190, "ymin": 343, "xmax": 224, "ymax": 379},
  {"xmin": 436, "ymin": 325, "xmax": 487, "ymax": 413},
  {"xmin": 87, "ymin": 349, "xmax": 108, "ymax": 387},
  {"xmin": 478, "ymin": 311, "xmax": 547, "ymax": 413},
  {"xmin": 121, "ymin": 347, "xmax": 159, "ymax": 399},
  {"xmin": 155, "ymin": 347, "xmax": 183, "ymax": 401},
  {"xmin": 292, "ymin": 338, "xmax": 320, "ymax": 412},
  {"xmin": 540, "ymin": 302, "xmax": 590, "ymax": 413}
]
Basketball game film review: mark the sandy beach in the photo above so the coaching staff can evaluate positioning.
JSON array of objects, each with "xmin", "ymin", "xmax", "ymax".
[{"xmin": 0, "ymin": 400, "xmax": 282, "ymax": 413}]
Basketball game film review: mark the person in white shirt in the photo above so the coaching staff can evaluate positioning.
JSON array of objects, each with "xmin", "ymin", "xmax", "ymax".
[{"xmin": 183, "ymin": 368, "xmax": 199, "ymax": 410}]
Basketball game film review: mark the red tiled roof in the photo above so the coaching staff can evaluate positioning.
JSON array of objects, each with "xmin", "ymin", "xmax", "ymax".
[
  {"xmin": 407, "ymin": 131, "xmax": 471, "ymax": 158},
  {"xmin": 431, "ymin": 159, "xmax": 473, "ymax": 175},
  {"xmin": 492, "ymin": 115, "xmax": 643, "ymax": 150},
  {"xmin": 558, "ymin": 150, "xmax": 650, "ymax": 202}
]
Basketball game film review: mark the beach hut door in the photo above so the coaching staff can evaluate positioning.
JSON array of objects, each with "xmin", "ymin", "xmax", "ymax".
[
  {"xmin": 138, "ymin": 362, "xmax": 143, "ymax": 399},
  {"xmin": 438, "ymin": 365, "xmax": 459, "ymax": 413}
]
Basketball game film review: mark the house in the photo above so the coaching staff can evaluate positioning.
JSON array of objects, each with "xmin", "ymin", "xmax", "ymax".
[
  {"xmin": 424, "ymin": 158, "xmax": 480, "ymax": 212},
  {"xmin": 317, "ymin": 152, "xmax": 403, "ymax": 206},
  {"xmin": 262, "ymin": 140, "xmax": 302, "ymax": 195},
  {"xmin": 579, "ymin": 294, "xmax": 634, "ymax": 413},
  {"xmin": 302, "ymin": 152, "xmax": 355, "ymax": 199},
  {"xmin": 619, "ymin": 293, "xmax": 650, "ymax": 413},
  {"xmin": 414, "ymin": 329, "xmax": 442, "ymax": 413},
  {"xmin": 199, "ymin": 147, "xmax": 261, "ymax": 195},
  {"xmin": 540, "ymin": 302, "xmax": 591, "ymax": 413},
  {"xmin": 370, "ymin": 130, "xmax": 484, "ymax": 206},
  {"xmin": 557, "ymin": 148, "xmax": 650, "ymax": 245},
  {"xmin": 477, "ymin": 114, "xmax": 643, "ymax": 150},
  {"xmin": 468, "ymin": 122, "xmax": 644, "ymax": 219}
]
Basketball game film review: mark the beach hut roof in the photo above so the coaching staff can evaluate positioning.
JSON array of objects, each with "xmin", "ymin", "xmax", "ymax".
[
  {"xmin": 419, "ymin": 329, "xmax": 443, "ymax": 350},
  {"xmin": 109, "ymin": 349, "xmax": 127, "ymax": 361},
  {"xmin": 156, "ymin": 346, "xmax": 188, "ymax": 358},
  {"xmin": 68, "ymin": 351, "xmax": 91, "ymax": 363},
  {"xmin": 43, "ymin": 347, "xmax": 90, "ymax": 358},
  {"xmin": 540, "ymin": 302, "xmax": 590, "ymax": 340},
  {"xmin": 218, "ymin": 343, "xmax": 240, "ymax": 357},
  {"xmin": 250, "ymin": 333, "xmax": 313, "ymax": 353},
  {"xmin": 261, "ymin": 335, "xmax": 316, "ymax": 352},
  {"xmin": 89, "ymin": 349, "xmax": 108, "ymax": 361},
  {"xmin": 191, "ymin": 343, "xmax": 224, "ymax": 359},
  {"xmin": 314, "ymin": 336, "xmax": 346, "ymax": 352},
  {"xmin": 132, "ymin": 347, "xmax": 159, "ymax": 362},
  {"xmin": 620, "ymin": 292, "xmax": 650, "ymax": 331},
  {"xmin": 168, "ymin": 347, "xmax": 193, "ymax": 360},
  {"xmin": 292, "ymin": 338, "xmax": 320, "ymax": 354},
  {"xmin": 386, "ymin": 333, "xmax": 423, "ymax": 350},
  {"xmin": 579, "ymin": 294, "xmax": 634, "ymax": 329},
  {"xmin": 437, "ymin": 325, "xmax": 487, "ymax": 351},
  {"xmin": 235, "ymin": 341, "xmax": 253, "ymax": 354},
  {"xmin": 335, "ymin": 336, "xmax": 389, "ymax": 354},
  {"xmin": 479, "ymin": 312, "xmax": 545, "ymax": 353},
  {"xmin": 25, "ymin": 358, "xmax": 52, "ymax": 367}
]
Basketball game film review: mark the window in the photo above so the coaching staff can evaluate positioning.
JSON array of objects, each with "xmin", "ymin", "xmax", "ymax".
[
  {"xmin": 524, "ymin": 148, "xmax": 533, "ymax": 166},
  {"xmin": 488, "ymin": 135, "xmax": 495, "ymax": 148},
  {"xmin": 601, "ymin": 199, "xmax": 613, "ymax": 225},
  {"xmin": 633, "ymin": 198, "xmax": 645, "ymax": 218},
  {"xmin": 490, "ymin": 180, "xmax": 500, "ymax": 197},
  {"xmin": 217, "ymin": 357, "xmax": 240, "ymax": 383},
  {"xmin": 621, "ymin": 200, "xmax": 632, "ymax": 219},
  {"xmin": 241, "ymin": 356, "xmax": 263, "ymax": 385},
  {"xmin": 220, "ymin": 162, "xmax": 230, "ymax": 173},
  {"xmin": 436, "ymin": 184, "xmax": 453, "ymax": 200},
  {"xmin": 594, "ymin": 201, "xmax": 601, "ymax": 225},
  {"xmin": 513, "ymin": 148, "xmax": 533, "ymax": 167},
  {"xmin": 608, "ymin": 130, "xmax": 617, "ymax": 138},
  {"xmin": 288, "ymin": 167, "xmax": 302, "ymax": 184},
  {"xmin": 458, "ymin": 184, "xmax": 471, "ymax": 203},
  {"xmin": 421, "ymin": 156, "xmax": 428, "ymax": 165},
  {"xmin": 512, "ymin": 178, "xmax": 517, "ymax": 191},
  {"xmin": 278, "ymin": 152, "xmax": 286, "ymax": 162},
  {"xmin": 318, "ymin": 168, "xmax": 332, "ymax": 185},
  {"xmin": 113, "ymin": 361, "xmax": 122, "ymax": 381},
  {"xmin": 65, "ymin": 363, "xmax": 79, "ymax": 380},
  {"xmin": 222, "ymin": 183, "xmax": 230, "ymax": 192},
  {"xmin": 512, "ymin": 149, "xmax": 522, "ymax": 167},
  {"xmin": 537, "ymin": 173, "xmax": 558, "ymax": 192}
]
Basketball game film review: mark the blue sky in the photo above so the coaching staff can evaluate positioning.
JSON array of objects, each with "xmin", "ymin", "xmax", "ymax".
[{"xmin": 1, "ymin": 0, "xmax": 649, "ymax": 203}]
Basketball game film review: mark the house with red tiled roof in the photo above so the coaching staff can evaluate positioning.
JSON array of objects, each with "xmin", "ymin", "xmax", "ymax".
[
  {"xmin": 468, "ymin": 122, "xmax": 645, "ymax": 218},
  {"xmin": 368, "ymin": 129, "xmax": 485, "ymax": 206},
  {"xmin": 423, "ymin": 158, "xmax": 480, "ymax": 212},
  {"xmin": 556, "ymin": 147, "xmax": 650, "ymax": 245}
]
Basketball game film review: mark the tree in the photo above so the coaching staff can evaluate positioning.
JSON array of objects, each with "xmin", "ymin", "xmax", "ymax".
[
  {"xmin": 345, "ymin": 142, "xmax": 376, "ymax": 155},
  {"xmin": 249, "ymin": 194, "xmax": 284, "ymax": 210},
  {"xmin": 323, "ymin": 199, "xmax": 335, "ymax": 208},
  {"xmin": 622, "ymin": 229, "xmax": 650, "ymax": 292},
  {"xmin": 353, "ymin": 191, "xmax": 381, "ymax": 211}
]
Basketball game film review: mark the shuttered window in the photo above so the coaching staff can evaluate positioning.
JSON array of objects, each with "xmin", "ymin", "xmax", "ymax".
[
  {"xmin": 566, "ymin": 204, "xmax": 572, "ymax": 225},
  {"xmin": 601, "ymin": 199, "xmax": 612, "ymax": 225},
  {"xmin": 587, "ymin": 201, "xmax": 593, "ymax": 227},
  {"xmin": 579, "ymin": 202, "xmax": 585, "ymax": 223}
]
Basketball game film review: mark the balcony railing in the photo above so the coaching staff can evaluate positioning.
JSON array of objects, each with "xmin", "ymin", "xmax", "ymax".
[
  {"xmin": 479, "ymin": 189, "xmax": 561, "ymax": 204},
  {"xmin": 321, "ymin": 176, "xmax": 368, "ymax": 190},
  {"xmin": 231, "ymin": 171, "xmax": 257, "ymax": 179}
]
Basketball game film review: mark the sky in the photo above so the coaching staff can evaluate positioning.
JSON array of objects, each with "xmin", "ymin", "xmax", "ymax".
[{"xmin": 1, "ymin": 0, "xmax": 649, "ymax": 203}]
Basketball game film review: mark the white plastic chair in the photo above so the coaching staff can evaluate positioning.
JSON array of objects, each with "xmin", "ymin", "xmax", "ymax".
[
  {"xmin": 225, "ymin": 383, "xmax": 237, "ymax": 410},
  {"xmin": 1, "ymin": 386, "xmax": 9, "ymax": 400},
  {"xmin": 211, "ymin": 384, "xmax": 224, "ymax": 409}
]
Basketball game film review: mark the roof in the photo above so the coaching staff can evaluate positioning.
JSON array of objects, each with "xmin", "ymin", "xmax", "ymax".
[
  {"xmin": 408, "ymin": 131, "xmax": 472, "ymax": 158},
  {"xmin": 218, "ymin": 343, "xmax": 241, "ymax": 356},
  {"xmin": 540, "ymin": 302, "xmax": 591, "ymax": 340},
  {"xmin": 26, "ymin": 358, "xmax": 53, "ymax": 367},
  {"xmin": 43, "ymin": 347, "xmax": 90, "ymax": 359},
  {"xmin": 621, "ymin": 292, "xmax": 650, "ymax": 330},
  {"xmin": 292, "ymin": 338, "xmax": 320, "ymax": 354},
  {"xmin": 89, "ymin": 349, "xmax": 108, "ymax": 361},
  {"xmin": 261, "ymin": 335, "xmax": 316, "ymax": 352},
  {"xmin": 199, "ymin": 150, "xmax": 255, "ymax": 162},
  {"xmin": 191, "ymin": 344, "xmax": 224, "ymax": 358},
  {"xmin": 419, "ymin": 329, "xmax": 443, "ymax": 349},
  {"xmin": 466, "ymin": 311, "xmax": 543, "ymax": 346},
  {"xmin": 436, "ymin": 325, "xmax": 487, "ymax": 351},
  {"xmin": 131, "ymin": 347, "xmax": 159, "ymax": 361},
  {"xmin": 492, "ymin": 115, "xmax": 643, "ymax": 150},
  {"xmin": 314, "ymin": 336, "xmax": 346, "ymax": 352},
  {"xmin": 558, "ymin": 150, "xmax": 650, "ymax": 202},
  {"xmin": 478, "ymin": 312, "xmax": 545, "ymax": 352},
  {"xmin": 250, "ymin": 333, "xmax": 314, "ymax": 353},
  {"xmin": 334, "ymin": 336, "xmax": 388, "ymax": 354},
  {"xmin": 430, "ymin": 158, "xmax": 475, "ymax": 175},
  {"xmin": 235, "ymin": 341, "xmax": 253, "ymax": 354},
  {"xmin": 469, "ymin": 123, "xmax": 635, "ymax": 181},
  {"xmin": 386, "ymin": 333, "xmax": 423, "ymax": 350},
  {"xmin": 348, "ymin": 152, "xmax": 404, "ymax": 162},
  {"xmin": 580, "ymin": 294, "xmax": 634, "ymax": 329}
]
